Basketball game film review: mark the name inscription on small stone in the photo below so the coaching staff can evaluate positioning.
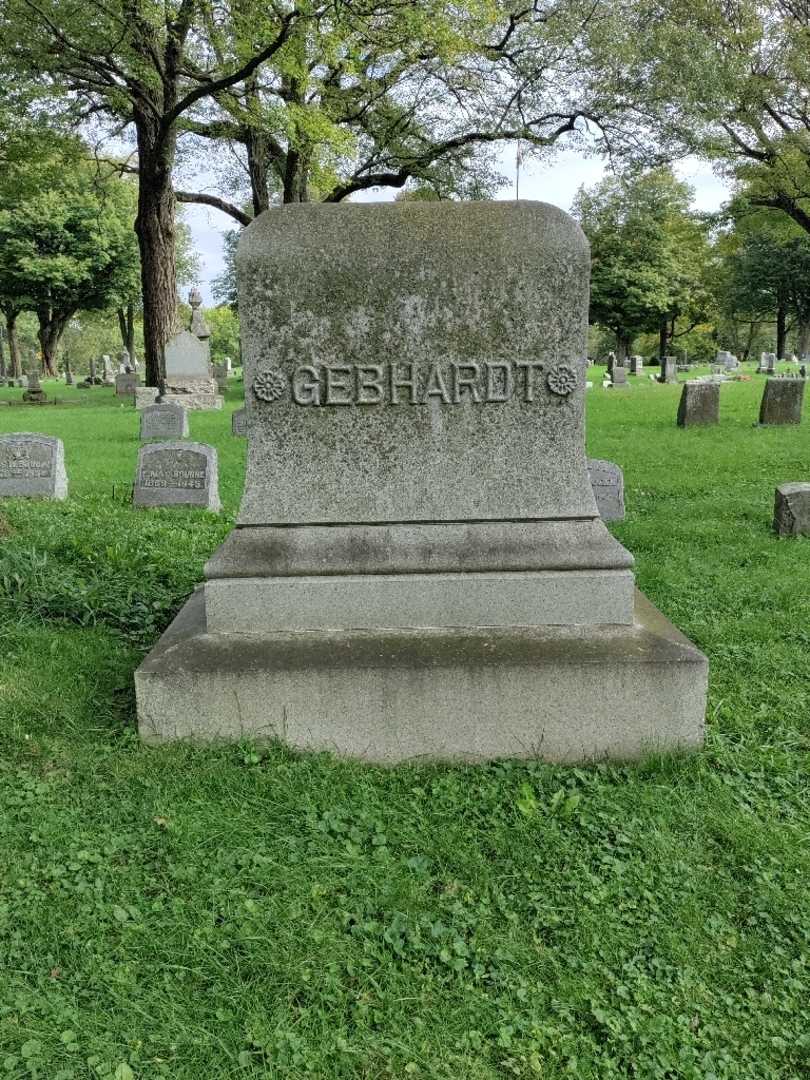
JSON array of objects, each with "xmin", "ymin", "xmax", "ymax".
[
  {"xmin": 133, "ymin": 442, "xmax": 220, "ymax": 511},
  {"xmin": 0, "ymin": 433, "xmax": 67, "ymax": 500},
  {"xmin": 252, "ymin": 360, "xmax": 578, "ymax": 407}
]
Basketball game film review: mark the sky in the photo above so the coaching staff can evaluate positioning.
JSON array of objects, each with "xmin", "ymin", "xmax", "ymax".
[{"xmin": 184, "ymin": 148, "xmax": 732, "ymax": 305}]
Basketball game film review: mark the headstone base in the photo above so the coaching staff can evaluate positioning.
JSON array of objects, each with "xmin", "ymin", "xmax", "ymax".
[
  {"xmin": 161, "ymin": 392, "xmax": 223, "ymax": 412},
  {"xmin": 136, "ymin": 587, "xmax": 707, "ymax": 763}
]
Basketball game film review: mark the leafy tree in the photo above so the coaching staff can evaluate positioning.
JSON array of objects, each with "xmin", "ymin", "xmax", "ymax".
[
  {"xmin": 1, "ymin": 0, "xmax": 658, "ymax": 383},
  {"xmin": 573, "ymin": 168, "xmax": 713, "ymax": 361},
  {"xmin": 206, "ymin": 305, "xmax": 240, "ymax": 361},
  {"xmin": 0, "ymin": 136, "xmax": 141, "ymax": 374}
]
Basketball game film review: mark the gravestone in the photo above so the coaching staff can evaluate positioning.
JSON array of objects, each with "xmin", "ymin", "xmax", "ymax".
[
  {"xmin": 659, "ymin": 356, "xmax": 677, "ymax": 384},
  {"xmin": 758, "ymin": 351, "xmax": 777, "ymax": 374},
  {"xmin": 232, "ymin": 407, "xmax": 247, "ymax": 436},
  {"xmin": 162, "ymin": 294, "xmax": 222, "ymax": 411},
  {"xmin": 119, "ymin": 349, "xmax": 131, "ymax": 373},
  {"xmin": 609, "ymin": 366, "xmax": 628, "ymax": 388},
  {"xmin": 64, "ymin": 357, "xmax": 74, "ymax": 385},
  {"xmin": 224, "ymin": 356, "xmax": 233, "ymax": 374},
  {"xmin": 22, "ymin": 371, "xmax": 47, "ymax": 403},
  {"xmin": 628, "ymin": 355, "xmax": 643, "ymax": 375},
  {"xmin": 101, "ymin": 355, "xmax": 114, "ymax": 385},
  {"xmin": 773, "ymin": 483, "xmax": 810, "ymax": 537},
  {"xmin": 759, "ymin": 377, "xmax": 805, "ymax": 425},
  {"xmin": 136, "ymin": 200, "xmax": 707, "ymax": 762},
  {"xmin": 140, "ymin": 402, "xmax": 189, "ymax": 440},
  {"xmin": 587, "ymin": 459, "xmax": 625, "ymax": 521},
  {"xmin": 135, "ymin": 387, "xmax": 160, "ymax": 410},
  {"xmin": 115, "ymin": 371, "xmax": 137, "ymax": 398},
  {"xmin": 801, "ymin": 364, "xmax": 807, "ymax": 380},
  {"xmin": 0, "ymin": 433, "xmax": 67, "ymax": 499},
  {"xmin": 606, "ymin": 351, "xmax": 616, "ymax": 379},
  {"xmin": 213, "ymin": 363, "xmax": 228, "ymax": 393},
  {"xmin": 677, "ymin": 381, "xmax": 720, "ymax": 426},
  {"xmin": 133, "ymin": 441, "xmax": 219, "ymax": 510}
]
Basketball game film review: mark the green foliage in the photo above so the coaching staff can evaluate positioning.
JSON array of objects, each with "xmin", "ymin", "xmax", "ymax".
[
  {"xmin": 0, "ymin": 374, "xmax": 808, "ymax": 1076},
  {"xmin": 573, "ymin": 168, "xmax": 714, "ymax": 355},
  {"xmin": 205, "ymin": 305, "xmax": 240, "ymax": 362},
  {"xmin": 0, "ymin": 135, "xmax": 140, "ymax": 321}
]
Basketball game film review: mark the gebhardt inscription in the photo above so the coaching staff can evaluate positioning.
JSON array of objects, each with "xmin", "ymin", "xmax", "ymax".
[{"xmin": 252, "ymin": 360, "xmax": 578, "ymax": 406}]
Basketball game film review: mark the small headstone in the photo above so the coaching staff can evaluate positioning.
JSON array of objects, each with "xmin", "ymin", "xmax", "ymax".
[
  {"xmin": 133, "ymin": 442, "xmax": 220, "ymax": 511},
  {"xmin": 773, "ymin": 483, "xmax": 810, "ymax": 537},
  {"xmin": 606, "ymin": 351, "xmax": 616, "ymax": 378},
  {"xmin": 232, "ymin": 407, "xmax": 247, "ymax": 436},
  {"xmin": 119, "ymin": 349, "xmax": 132, "ymax": 373},
  {"xmin": 759, "ymin": 378, "xmax": 805, "ymax": 425},
  {"xmin": 64, "ymin": 357, "xmax": 74, "ymax": 386},
  {"xmin": 224, "ymin": 356, "xmax": 232, "ymax": 374},
  {"xmin": 800, "ymin": 364, "xmax": 807, "ymax": 380},
  {"xmin": 22, "ymin": 371, "xmax": 47, "ymax": 403},
  {"xmin": 610, "ymin": 366, "xmax": 628, "ymax": 388},
  {"xmin": 659, "ymin": 356, "xmax": 677, "ymax": 384},
  {"xmin": 213, "ymin": 362, "xmax": 228, "ymax": 393},
  {"xmin": 140, "ymin": 402, "xmax": 189, "ymax": 440},
  {"xmin": 115, "ymin": 372, "xmax": 138, "ymax": 398},
  {"xmin": 628, "ymin": 355, "xmax": 643, "ymax": 375},
  {"xmin": 677, "ymin": 381, "xmax": 720, "ymax": 427},
  {"xmin": 135, "ymin": 387, "xmax": 160, "ymax": 410},
  {"xmin": 587, "ymin": 459, "xmax": 625, "ymax": 522},
  {"xmin": 757, "ymin": 351, "xmax": 777, "ymax": 374},
  {"xmin": 0, "ymin": 433, "xmax": 67, "ymax": 499},
  {"xmin": 101, "ymin": 355, "xmax": 114, "ymax": 385}
]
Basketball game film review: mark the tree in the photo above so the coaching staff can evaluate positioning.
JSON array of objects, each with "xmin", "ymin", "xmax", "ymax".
[
  {"xmin": 0, "ymin": 136, "xmax": 141, "ymax": 374},
  {"xmin": 636, "ymin": 1, "xmax": 810, "ymax": 238},
  {"xmin": 573, "ymin": 168, "xmax": 713, "ymax": 361},
  {"xmin": 1, "ymin": 0, "xmax": 661, "ymax": 384},
  {"xmin": 718, "ymin": 198, "xmax": 810, "ymax": 358}
]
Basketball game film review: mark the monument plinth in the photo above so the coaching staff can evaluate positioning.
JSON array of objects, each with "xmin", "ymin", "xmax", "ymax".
[{"xmin": 136, "ymin": 201, "xmax": 707, "ymax": 762}]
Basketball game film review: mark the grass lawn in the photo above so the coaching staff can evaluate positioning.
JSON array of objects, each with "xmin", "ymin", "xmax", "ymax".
[{"xmin": 0, "ymin": 371, "xmax": 808, "ymax": 1079}]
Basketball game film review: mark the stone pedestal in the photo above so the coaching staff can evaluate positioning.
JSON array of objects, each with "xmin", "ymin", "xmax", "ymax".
[{"xmin": 136, "ymin": 201, "xmax": 707, "ymax": 762}]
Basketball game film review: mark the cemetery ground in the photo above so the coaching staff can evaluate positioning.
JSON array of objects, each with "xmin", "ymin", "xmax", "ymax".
[{"xmin": 0, "ymin": 374, "xmax": 808, "ymax": 1080}]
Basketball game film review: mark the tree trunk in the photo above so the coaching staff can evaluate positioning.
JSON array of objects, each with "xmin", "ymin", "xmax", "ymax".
[
  {"xmin": 4, "ymin": 310, "xmax": 21, "ymax": 377},
  {"xmin": 776, "ymin": 303, "xmax": 787, "ymax": 359},
  {"xmin": 615, "ymin": 331, "xmax": 631, "ymax": 363},
  {"xmin": 36, "ymin": 306, "xmax": 70, "ymax": 376},
  {"xmin": 658, "ymin": 316, "xmax": 669, "ymax": 363},
  {"xmin": 0, "ymin": 323, "xmax": 5, "ymax": 379},
  {"xmin": 134, "ymin": 112, "xmax": 177, "ymax": 388},
  {"xmin": 742, "ymin": 321, "xmax": 759, "ymax": 362},
  {"xmin": 117, "ymin": 303, "xmax": 137, "ymax": 364}
]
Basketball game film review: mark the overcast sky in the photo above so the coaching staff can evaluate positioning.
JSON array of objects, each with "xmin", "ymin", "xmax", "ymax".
[{"xmin": 184, "ymin": 147, "xmax": 732, "ymax": 305}]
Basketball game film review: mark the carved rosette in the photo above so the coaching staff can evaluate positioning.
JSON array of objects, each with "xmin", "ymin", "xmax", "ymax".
[
  {"xmin": 252, "ymin": 367, "xmax": 288, "ymax": 403},
  {"xmin": 546, "ymin": 364, "xmax": 577, "ymax": 397}
]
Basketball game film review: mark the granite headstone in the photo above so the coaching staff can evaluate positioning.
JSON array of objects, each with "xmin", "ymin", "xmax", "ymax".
[
  {"xmin": 0, "ymin": 433, "xmax": 67, "ymax": 499},
  {"xmin": 140, "ymin": 402, "xmax": 189, "ymax": 440},
  {"xmin": 136, "ymin": 200, "xmax": 707, "ymax": 762},
  {"xmin": 133, "ymin": 442, "xmax": 220, "ymax": 510},
  {"xmin": 759, "ymin": 378, "xmax": 805, "ymax": 425},
  {"xmin": 773, "ymin": 483, "xmax": 810, "ymax": 537},
  {"xmin": 677, "ymin": 381, "xmax": 720, "ymax": 426},
  {"xmin": 231, "ymin": 407, "xmax": 247, "ymax": 436},
  {"xmin": 587, "ymin": 459, "xmax": 625, "ymax": 521}
]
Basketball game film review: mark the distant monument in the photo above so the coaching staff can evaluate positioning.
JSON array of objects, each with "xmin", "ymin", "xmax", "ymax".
[
  {"xmin": 136, "ymin": 202, "xmax": 707, "ymax": 761},
  {"xmin": 161, "ymin": 290, "xmax": 223, "ymax": 410}
]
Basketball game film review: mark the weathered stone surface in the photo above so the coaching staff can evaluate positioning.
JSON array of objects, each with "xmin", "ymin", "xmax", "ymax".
[
  {"xmin": 115, "ymin": 372, "xmax": 137, "ymax": 398},
  {"xmin": 133, "ymin": 441, "xmax": 220, "ymax": 510},
  {"xmin": 161, "ymin": 390, "xmax": 224, "ymax": 411},
  {"xmin": 0, "ymin": 433, "xmax": 67, "ymax": 499},
  {"xmin": 140, "ymin": 402, "xmax": 189, "ymax": 440},
  {"xmin": 587, "ymin": 459, "xmax": 625, "ymax": 521},
  {"xmin": 759, "ymin": 377, "xmax": 805, "ymax": 425},
  {"xmin": 213, "ymin": 363, "xmax": 228, "ymax": 393},
  {"xmin": 610, "ymin": 367, "xmax": 628, "ymax": 388},
  {"xmin": 677, "ymin": 381, "xmax": 720, "ymax": 426},
  {"xmin": 773, "ymin": 483, "xmax": 810, "ymax": 536},
  {"xmin": 231, "ymin": 407, "xmax": 247, "ymax": 436},
  {"xmin": 758, "ymin": 351, "xmax": 777, "ymax": 374},
  {"xmin": 137, "ymin": 200, "xmax": 707, "ymax": 761},
  {"xmin": 135, "ymin": 387, "xmax": 160, "ymax": 410},
  {"xmin": 136, "ymin": 588, "xmax": 707, "ymax": 762},
  {"xmin": 238, "ymin": 201, "xmax": 596, "ymax": 525},
  {"xmin": 165, "ymin": 330, "xmax": 210, "ymax": 379},
  {"xmin": 628, "ymin": 355, "xmax": 643, "ymax": 375}
]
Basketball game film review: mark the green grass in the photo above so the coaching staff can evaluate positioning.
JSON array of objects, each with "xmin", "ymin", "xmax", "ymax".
[{"xmin": 0, "ymin": 372, "xmax": 808, "ymax": 1079}]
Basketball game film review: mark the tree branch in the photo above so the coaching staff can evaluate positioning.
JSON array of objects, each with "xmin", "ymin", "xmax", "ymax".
[{"xmin": 175, "ymin": 190, "xmax": 252, "ymax": 226}]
